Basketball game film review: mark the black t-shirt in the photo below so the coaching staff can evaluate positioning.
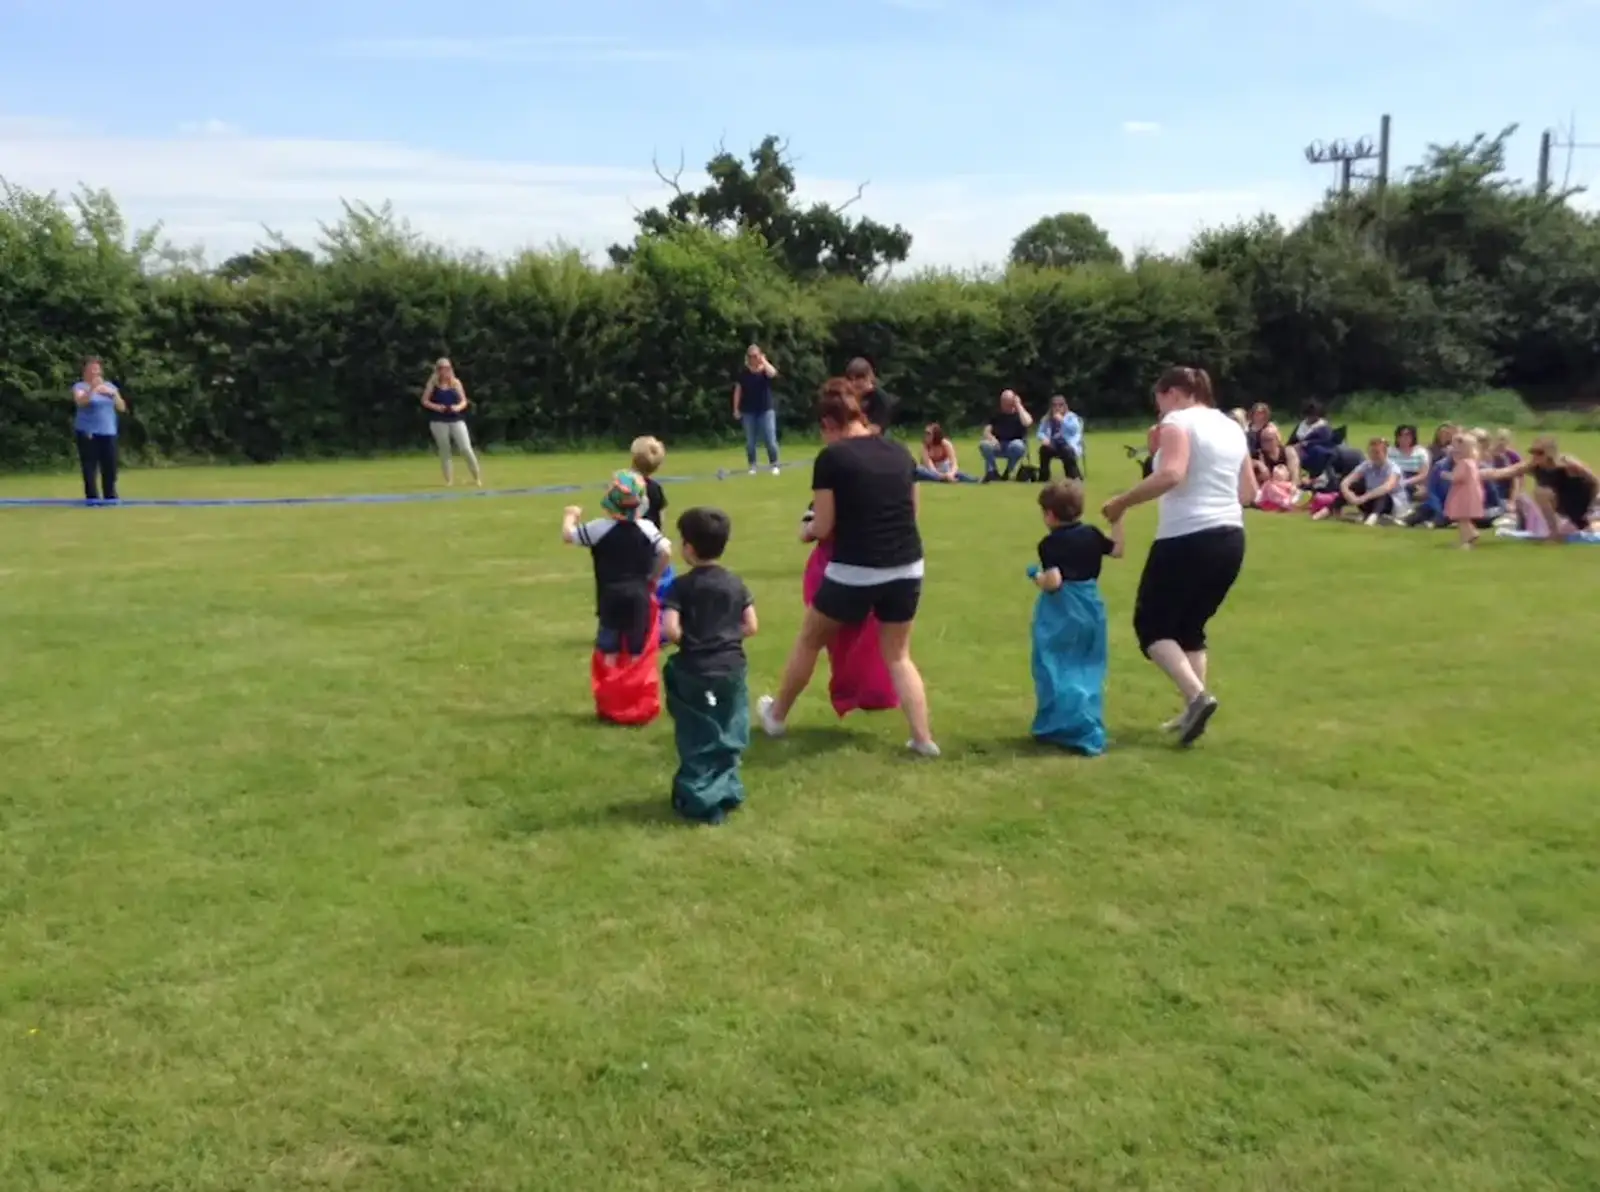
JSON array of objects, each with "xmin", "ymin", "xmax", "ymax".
[
  {"xmin": 664, "ymin": 564, "xmax": 752, "ymax": 677},
  {"xmin": 811, "ymin": 436, "xmax": 922, "ymax": 569},
  {"xmin": 643, "ymin": 478, "xmax": 666, "ymax": 530},
  {"xmin": 737, "ymin": 370, "xmax": 773, "ymax": 415},
  {"xmin": 990, "ymin": 410, "xmax": 1026, "ymax": 443},
  {"xmin": 573, "ymin": 517, "xmax": 666, "ymax": 617},
  {"xmin": 861, "ymin": 386, "xmax": 894, "ymax": 432},
  {"xmin": 1533, "ymin": 463, "xmax": 1599, "ymax": 517},
  {"xmin": 1038, "ymin": 522, "xmax": 1114, "ymax": 582}
]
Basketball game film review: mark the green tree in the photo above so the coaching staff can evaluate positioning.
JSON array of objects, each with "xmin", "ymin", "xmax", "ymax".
[
  {"xmin": 608, "ymin": 135, "xmax": 912, "ymax": 282},
  {"xmin": 1009, "ymin": 212, "xmax": 1122, "ymax": 269}
]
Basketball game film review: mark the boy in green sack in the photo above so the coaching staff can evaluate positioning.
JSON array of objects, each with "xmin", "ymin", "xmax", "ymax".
[{"xmin": 661, "ymin": 507, "xmax": 758, "ymax": 824}]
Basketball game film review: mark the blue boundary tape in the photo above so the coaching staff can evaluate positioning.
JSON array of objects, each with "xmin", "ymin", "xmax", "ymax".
[{"xmin": 0, "ymin": 459, "xmax": 810, "ymax": 509}]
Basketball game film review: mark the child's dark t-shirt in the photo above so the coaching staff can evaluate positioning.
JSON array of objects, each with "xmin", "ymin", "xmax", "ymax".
[
  {"xmin": 644, "ymin": 478, "xmax": 666, "ymax": 530},
  {"xmin": 573, "ymin": 516, "xmax": 666, "ymax": 625},
  {"xmin": 1038, "ymin": 522, "xmax": 1114, "ymax": 582},
  {"xmin": 663, "ymin": 564, "xmax": 752, "ymax": 677}
]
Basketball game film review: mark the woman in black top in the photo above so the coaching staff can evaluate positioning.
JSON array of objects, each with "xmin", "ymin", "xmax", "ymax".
[
  {"xmin": 757, "ymin": 378, "xmax": 938, "ymax": 757},
  {"xmin": 1483, "ymin": 435, "xmax": 1599, "ymax": 538}
]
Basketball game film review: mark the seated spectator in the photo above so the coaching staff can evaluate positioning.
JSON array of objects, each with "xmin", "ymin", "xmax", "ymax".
[
  {"xmin": 979, "ymin": 389, "xmax": 1033, "ymax": 481},
  {"xmin": 1255, "ymin": 464, "xmax": 1298, "ymax": 511},
  {"xmin": 1252, "ymin": 424, "xmax": 1300, "ymax": 489},
  {"xmin": 1425, "ymin": 422, "xmax": 1458, "ymax": 464},
  {"xmin": 1404, "ymin": 450, "xmax": 1455, "ymax": 527},
  {"xmin": 1289, "ymin": 399, "xmax": 1336, "ymax": 476},
  {"xmin": 1482, "ymin": 435, "xmax": 1600, "ymax": 540},
  {"xmin": 915, "ymin": 423, "xmax": 979, "ymax": 483},
  {"xmin": 1390, "ymin": 424, "xmax": 1430, "ymax": 482},
  {"xmin": 1487, "ymin": 428, "xmax": 1522, "ymax": 507},
  {"xmin": 1313, "ymin": 436, "xmax": 1401, "ymax": 524},
  {"xmin": 1036, "ymin": 394, "xmax": 1083, "ymax": 481},
  {"xmin": 1245, "ymin": 403, "xmax": 1272, "ymax": 455}
]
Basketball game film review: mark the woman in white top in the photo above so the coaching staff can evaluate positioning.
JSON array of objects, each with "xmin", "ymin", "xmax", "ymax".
[{"xmin": 1102, "ymin": 366, "xmax": 1257, "ymax": 746}]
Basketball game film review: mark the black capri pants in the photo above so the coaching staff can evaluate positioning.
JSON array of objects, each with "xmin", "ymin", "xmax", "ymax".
[{"xmin": 1133, "ymin": 526, "xmax": 1245, "ymax": 655}]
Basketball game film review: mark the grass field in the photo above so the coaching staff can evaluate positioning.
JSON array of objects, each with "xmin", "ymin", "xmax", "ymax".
[{"xmin": 3, "ymin": 433, "xmax": 1598, "ymax": 1191}]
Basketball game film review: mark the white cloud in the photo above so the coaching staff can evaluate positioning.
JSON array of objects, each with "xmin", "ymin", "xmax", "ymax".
[
  {"xmin": 0, "ymin": 120, "xmax": 1324, "ymax": 269},
  {"xmin": 176, "ymin": 118, "xmax": 242, "ymax": 137},
  {"xmin": 1121, "ymin": 121, "xmax": 1161, "ymax": 135},
  {"xmin": 327, "ymin": 36, "xmax": 684, "ymax": 63}
]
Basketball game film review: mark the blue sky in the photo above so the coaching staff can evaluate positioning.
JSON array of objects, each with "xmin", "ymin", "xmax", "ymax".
[{"xmin": 2, "ymin": 0, "xmax": 1597, "ymax": 267}]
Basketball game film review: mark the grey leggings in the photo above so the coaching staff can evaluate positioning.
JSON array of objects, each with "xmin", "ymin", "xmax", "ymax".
[{"xmin": 429, "ymin": 421, "xmax": 481, "ymax": 482}]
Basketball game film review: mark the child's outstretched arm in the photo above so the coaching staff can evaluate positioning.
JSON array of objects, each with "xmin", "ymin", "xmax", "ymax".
[
  {"xmin": 561, "ymin": 506, "xmax": 583, "ymax": 544},
  {"xmin": 1108, "ymin": 517, "xmax": 1125, "ymax": 558},
  {"xmin": 650, "ymin": 538, "xmax": 671, "ymax": 584},
  {"xmin": 1034, "ymin": 566, "xmax": 1063, "ymax": 592},
  {"xmin": 741, "ymin": 603, "xmax": 758, "ymax": 638},
  {"xmin": 661, "ymin": 609, "xmax": 683, "ymax": 644}
]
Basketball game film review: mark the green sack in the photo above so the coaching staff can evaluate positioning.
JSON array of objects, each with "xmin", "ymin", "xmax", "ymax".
[{"xmin": 663, "ymin": 657, "xmax": 750, "ymax": 823}]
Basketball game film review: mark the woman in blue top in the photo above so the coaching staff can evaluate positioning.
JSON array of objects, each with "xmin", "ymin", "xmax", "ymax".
[
  {"xmin": 732, "ymin": 344, "xmax": 780, "ymax": 475},
  {"xmin": 71, "ymin": 357, "xmax": 126, "ymax": 502},
  {"xmin": 421, "ymin": 358, "xmax": 483, "ymax": 487}
]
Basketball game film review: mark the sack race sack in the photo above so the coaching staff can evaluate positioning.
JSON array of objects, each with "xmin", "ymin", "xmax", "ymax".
[
  {"xmin": 802, "ymin": 540, "xmax": 899, "ymax": 716},
  {"xmin": 1030, "ymin": 576, "xmax": 1108, "ymax": 756},
  {"xmin": 591, "ymin": 600, "xmax": 662, "ymax": 725},
  {"xmin": 663, "ymin": 657, "xmax": 750, "ymax": 823}
]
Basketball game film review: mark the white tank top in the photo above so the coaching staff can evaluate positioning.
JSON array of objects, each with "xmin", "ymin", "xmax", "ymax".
[{"xmin": 1154, "ymin": 406, "xmax": 1248, "ymax": 540}]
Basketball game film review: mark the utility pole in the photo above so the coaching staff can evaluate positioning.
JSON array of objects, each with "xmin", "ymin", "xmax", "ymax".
[
  {"xmin": 1537, "ymin": 124, "xmax": 1600, "ymax": 195},
  {"xmin": 1304, "ymin": 114, "xmax": 1392, "ymax": 202}
]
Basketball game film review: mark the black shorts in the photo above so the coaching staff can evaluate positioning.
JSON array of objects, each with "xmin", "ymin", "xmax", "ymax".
[
  {"xmin": 1133, "ymin": 526, "xmax": 1245, "ymax": 655},
  {"xmin": 812, "ymin": 576, "xmax": 920, "ymax": 625}
]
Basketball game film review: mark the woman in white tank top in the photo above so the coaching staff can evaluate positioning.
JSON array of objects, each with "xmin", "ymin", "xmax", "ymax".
[{"xmin": 1102, "ymin": 367, "xmax": 1259, "ymax": 746}]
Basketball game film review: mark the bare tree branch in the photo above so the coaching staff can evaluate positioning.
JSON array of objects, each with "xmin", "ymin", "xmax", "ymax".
[
  {"xmin": 650, "ymin": 149, "xmax": 686, "ymax": 196},
  {"xmin": 834, "ymin": 181, "xmax": 868, "ymax": 215}
]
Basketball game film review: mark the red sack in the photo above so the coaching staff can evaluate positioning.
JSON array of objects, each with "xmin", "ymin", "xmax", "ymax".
[
  {"xmin": 591, "ymin": 601, "xmax": 662, "ymax": 725},
  {"xmin": 802, "ymin": 541, "xmax": 899, "ymax": 717}
]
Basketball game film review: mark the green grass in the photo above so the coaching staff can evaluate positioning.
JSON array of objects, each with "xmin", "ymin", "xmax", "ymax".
[{"xmin": 3, "ymin": 434, "xmax": 1598, "ymax": 1191}]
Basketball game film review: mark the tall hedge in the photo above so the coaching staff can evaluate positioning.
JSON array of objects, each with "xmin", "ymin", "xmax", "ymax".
[{"xmin": 4, "ymin": 127, "xmax": 1599, "ymax": 470}]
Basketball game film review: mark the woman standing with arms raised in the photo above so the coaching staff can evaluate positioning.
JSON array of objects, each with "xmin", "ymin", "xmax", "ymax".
[
  {"xmin": 1102, "ymin": 367, "xmax": 1256, "ymax": 746},
  {"xmin": 71, "ymin": 356, "xmax": 126, "ymax": 502},
  {"xmin": 758, "ymin": 379, "xmax": 938, "ymax": 757},
  {"xmin": 732, "ymin": 344, "xmax": 780, "ymax": 475},
  {"xmin": 420, "ymin": 358, "xmax": 483, "ymax": 487}
]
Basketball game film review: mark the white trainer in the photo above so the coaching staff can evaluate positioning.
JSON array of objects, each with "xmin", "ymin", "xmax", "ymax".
[{"xmin": 757, "ymin": 695, "xmax": 786, "ymax": 738}]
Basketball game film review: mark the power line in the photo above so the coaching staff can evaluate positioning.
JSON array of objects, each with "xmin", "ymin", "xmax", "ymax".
[{"xmin": 1304, "ymin": 114, "xmax": 1392, "ymax": 205}]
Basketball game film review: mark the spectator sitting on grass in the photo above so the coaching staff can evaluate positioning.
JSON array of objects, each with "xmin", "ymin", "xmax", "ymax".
[
  {"xmin": 916, "ymin": 424, "xmax": 980, "ymax": 483},
  {"xmin": 1313, "ymin": 436, "xmax": 1401, "ymax": 524},
  {"xmin": 1251, "ymin": 424, "xmax": 1300, "ymax": 490}
]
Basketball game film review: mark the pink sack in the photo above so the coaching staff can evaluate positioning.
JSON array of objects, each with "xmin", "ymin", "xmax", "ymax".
[
  {"xmin": 1308, "ymin": 492, "xmax": 1337, "ymax": 515},
  {"xmin": 802, "ymin": 541, "xmax": 899, "ymax": 717}
]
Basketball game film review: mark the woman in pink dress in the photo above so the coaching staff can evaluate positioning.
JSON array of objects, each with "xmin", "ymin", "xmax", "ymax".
[{"xmin": 1443, "ymin": 432, "xmax": 1484, "ymax": 548}]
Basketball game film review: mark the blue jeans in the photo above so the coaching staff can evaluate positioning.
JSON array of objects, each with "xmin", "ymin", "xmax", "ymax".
[
  {"xmin": 979, "ymin": 438, "xmax": 1027, "ymax": 477},
  {"xmin": 742, "ymin": 410, "xmax": 778, "ymax": 467},
  {"xmin": 915, "ymin": 466, "xmax": 980, "ymax": 483}
]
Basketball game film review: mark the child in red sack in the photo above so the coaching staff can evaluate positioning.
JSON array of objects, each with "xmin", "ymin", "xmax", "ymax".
[{"xmin": 562, "ymin": 470, "xmax": 673, "ymax": 725}]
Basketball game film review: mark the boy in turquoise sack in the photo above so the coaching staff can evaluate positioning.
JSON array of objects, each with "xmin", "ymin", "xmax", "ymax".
[{"xmin": 1027, "ymin": 481, "xmax": 1123, "ymax": 756}]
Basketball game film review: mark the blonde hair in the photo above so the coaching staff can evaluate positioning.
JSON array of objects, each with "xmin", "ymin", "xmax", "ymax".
[
  {"xmin": 1229, "ymin": 407, "xmax": 1248, "ymax": 429},
  {"xmin": 1453, "ymin": 432, "xmax": 1480, "ymax": 460},
  {"xmin": 630, "ymin": 435, "xmax": 666, "ymax": 475},
  {"xmin": 1491, "ymin": 426, "xmax": 1514, "ymax": 452}
]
